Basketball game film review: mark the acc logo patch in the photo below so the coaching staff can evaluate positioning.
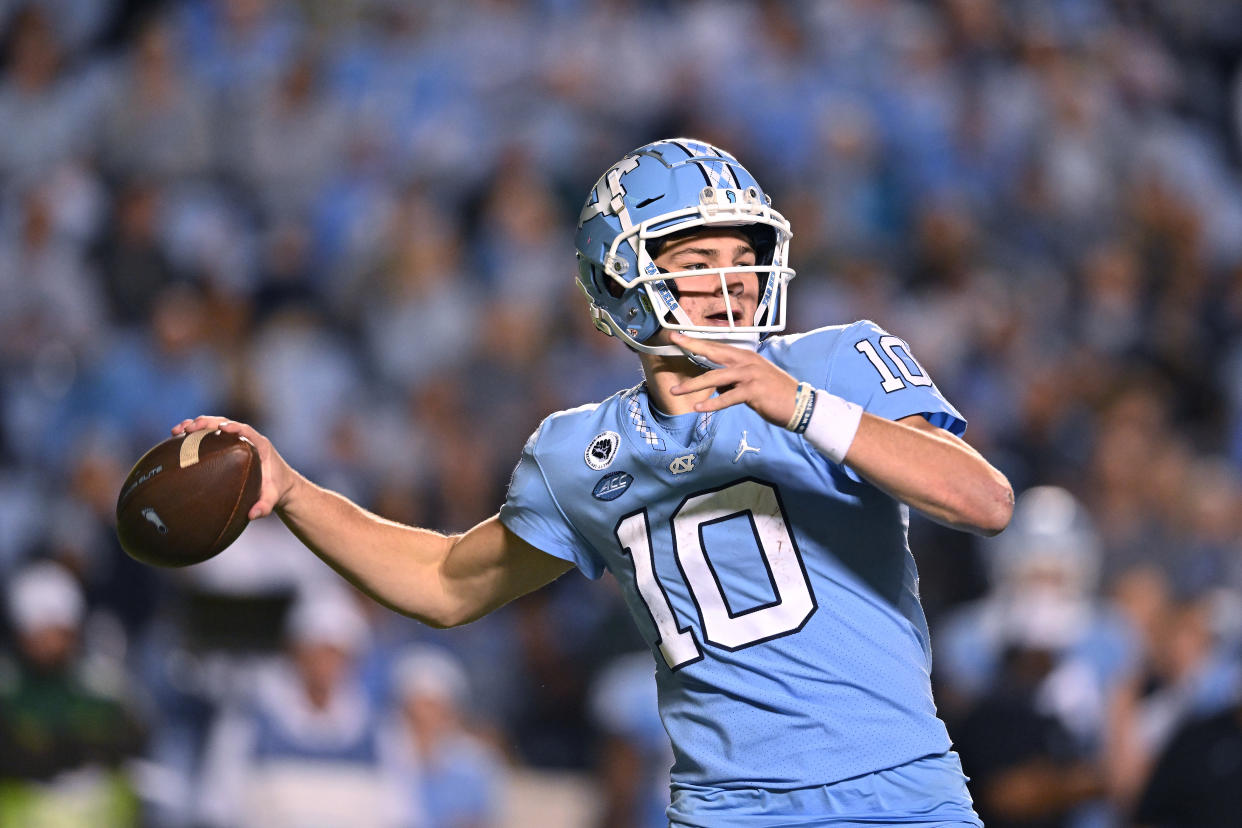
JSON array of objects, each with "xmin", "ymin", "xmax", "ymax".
[
  {"xmin": 585, "ymin": 431, "xmax": 621, "ymax": 470},
  {"xmin": 592, "ymin": 471, "xmax": 634, "ymax": 501}
]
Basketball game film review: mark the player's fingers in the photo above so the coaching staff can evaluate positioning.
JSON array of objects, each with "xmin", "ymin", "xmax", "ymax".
[
  {"xmin": 171, "ymin": 417, "xmax": 200, "ymax": 435},
  {"xmin": 249, "ymin": 459, "xmax": 282, "ymax": 520},
  {"xmin": 669, "ymin": 332, "xmax": 744, "ymax": 365},
  {"xmin": 238, "ymin": 430, "xmax": 284, "ymax": 520},
  {"xmin": 216, "ymin": 420, "xmax": 252, "ymax": 439},
  {"xmin": 248, "ymin": 493, "xmax": 276, "ymax": 521},
  {"xmin": 692, "ymin": 386, "xmax": 748, "ymax": 413},
  {"xmin": 671, "ymin": 368, "xmax": 741, "ymax": 395},
  {"xmin": 172, "ymin": 415, "xmax": 228, "ymax": 436}
]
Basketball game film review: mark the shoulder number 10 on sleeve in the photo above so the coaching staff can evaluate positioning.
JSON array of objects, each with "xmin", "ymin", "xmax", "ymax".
[{"xmin": 855, "ymin": 336, "xmax": 933, "ymax": 392}]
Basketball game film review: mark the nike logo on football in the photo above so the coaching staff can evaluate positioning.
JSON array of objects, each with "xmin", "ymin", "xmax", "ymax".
[{"xmin": 142, "ymin": 508, "xmax": 169, "ymax": 535}]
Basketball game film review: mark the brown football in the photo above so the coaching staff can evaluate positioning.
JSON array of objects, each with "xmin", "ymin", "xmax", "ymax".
[{"xmin": 115, "ymin": 430, "xmax": 261, "ymax": 567}]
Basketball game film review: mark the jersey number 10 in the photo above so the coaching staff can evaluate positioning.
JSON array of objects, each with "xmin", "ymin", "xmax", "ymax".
[{"xmin": 615, "ymin": 479, "xmax": 817, "ymax": 670}]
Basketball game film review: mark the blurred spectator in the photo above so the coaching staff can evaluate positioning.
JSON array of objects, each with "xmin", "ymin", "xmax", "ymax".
[
  {"xmin": 588, "ymin": 651, "xmax": 672, "ymax": 828},
  {"xmin": 358, "ymin": 187, "xmax": 478, "ymax": 394},
  {"xmin": 0, "ymin": 5, "xmax": 105, "ymax": 187},
  {"xmin": 0, "ymin": 560, "xmax": 147, "ymax": 826},
  {"xmin": 40, "ymin": 432, "xmax": 160, "ymax": 638},
  {"xmin": 249, "ymin": 217, "xmax": 327, "ymax": 334},
  {"xmin": 1132, "ymin": 696, "xmax": 1242, "ymax": 828},
  {"xmin": 953, "ymin": 621, "xmax": 1106, "ymax": 828},
  {"xmin": 937, "ymin": 487, "xmax": 1136, "ymax": 724},
  {"xmin": 939, "ymin": 487, "xmax": 1135, "ymax": 826},
  {"xmin": 226, "ymin": 46, "xmax": 345, "ymax": 221},
  {"xmin": 388, "ymin": 644, "xmax": 505, "ymax": 828},
  {"xmin": 195, "ymin": 586, "xmax": 403, "ymax": 827},
  {"xmin": 243, "ymin": 305, "xmax": 363, "ymax": 473},
  {"xmin": 53, "ymin": 281, "xmax": 230, "ymax": 458},
  {"xmin": 90, "ymin": 178, "xmax": 188, "ymax": 326},
  {"xmin": 0, "ymin": 184, "xmax": 107, "ymax": 362},
  {"xmin": 471, "ymin": 149, "xmax": 573, "ymax": 303},
  {"xmin": 176, "ymin": 0, "xmax": 301, "ymax": 97},
  {"xmin": 1103, "ymin": 571, "xmax": 1241, "ymax": 814},
  {"xmin": 97, "ymin": 13, "xmax": 213, "ymax": 183}
]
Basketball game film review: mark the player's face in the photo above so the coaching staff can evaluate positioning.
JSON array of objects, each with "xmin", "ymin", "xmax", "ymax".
[
  {"xmin": 652, "ymin": 228, "xmax": 760, "ymax": 329},
  {"xmin": 294, "ymin": 642, "xmax": 352, "ymax": 697}
]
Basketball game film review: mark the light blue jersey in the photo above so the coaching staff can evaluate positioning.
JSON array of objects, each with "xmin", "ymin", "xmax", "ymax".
[{"xmin": 501, "ymin": 320, "xmax": 971, "ymax": 819}]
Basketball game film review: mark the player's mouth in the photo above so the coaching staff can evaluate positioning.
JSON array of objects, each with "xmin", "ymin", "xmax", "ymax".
[{"xmin": 703, "ymin": 307, "xmax": 749, "ymax": 326}]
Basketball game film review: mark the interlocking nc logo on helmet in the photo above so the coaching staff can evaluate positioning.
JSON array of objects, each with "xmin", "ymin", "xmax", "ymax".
[{"xmin": 579, "ymin": 155, "xmax": 642, "ymax": 224}]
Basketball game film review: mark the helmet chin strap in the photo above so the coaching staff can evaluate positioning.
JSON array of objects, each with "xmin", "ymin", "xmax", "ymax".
[{"xmin": 600, "ymin": 312, "xmax": 760, "ymax": 369}]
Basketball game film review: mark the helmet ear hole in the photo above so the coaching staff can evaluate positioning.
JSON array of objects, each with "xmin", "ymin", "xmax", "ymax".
[{"xmin": 594, "ymin": 266, "xmax": 625, "ymax": 299}]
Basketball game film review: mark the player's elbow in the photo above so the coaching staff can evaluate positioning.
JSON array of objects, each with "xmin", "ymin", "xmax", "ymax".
[
  {"xmin": 389, "ymin": 573, "xmax": 475, "ymax": 630},
  {"xmin": 382, "ymin": 595, "xmax": 459, "ymax": 630},
  {"xmin": 415, "ymin": 592, "xmax": 479, "ymax": 630},
  {"xmin": 412, "ymin": 536, "xmax": 482, "ymax": 629},
  {"xmin": 969, "ymin": 472, "xmax": 1014, "ymax": 537},
  {"xmin": 417, "ymin": 609, "xmax": 460, "ymax": 630},
  {"xmin": 411, "ymin": 602, "xmax": 472, "ymax": 630},
  {"xmin": 937, "ymin": 467, "xmax": 1013, "ymax": 537},
  {"xmin": 421, "ymin": 575, "xmax": 492, "ymax": 630}
]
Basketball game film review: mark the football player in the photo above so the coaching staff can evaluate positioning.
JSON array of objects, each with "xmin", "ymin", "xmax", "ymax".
[{"xmin": 176, "ymin": 138, "xmax": 1013, "ymax": 826}]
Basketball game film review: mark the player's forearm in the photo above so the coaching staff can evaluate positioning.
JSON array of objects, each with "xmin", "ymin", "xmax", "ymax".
[
  {"xmin": 842, "ymin": 414, "xmax": 1014, "ymax": 535},
  {"xmin": 274, "ymin": 477, "xmax": 570, "ymax": 628},
  {"xmin": 274, "ymin": 472, "xmax": 460, "ymax": 626}
]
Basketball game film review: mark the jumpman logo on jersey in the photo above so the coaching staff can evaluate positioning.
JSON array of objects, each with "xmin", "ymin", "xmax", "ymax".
[{"xmin": 733, "ymin": 431, "xmax": 760, "ymax": 463}]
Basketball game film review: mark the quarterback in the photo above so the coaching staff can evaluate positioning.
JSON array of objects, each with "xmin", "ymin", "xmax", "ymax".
[{"xmin": 176, "ymin": 139, "xmax": 1013, "ymax": 826}]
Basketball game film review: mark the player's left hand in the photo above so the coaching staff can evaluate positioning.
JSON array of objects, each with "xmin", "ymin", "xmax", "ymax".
[{"xmin": 669, "ymin": 332, "xmax": 799, "ymax": 428}]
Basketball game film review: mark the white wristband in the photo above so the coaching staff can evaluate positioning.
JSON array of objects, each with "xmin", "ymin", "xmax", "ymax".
[{"xmin": 802, "ymin": 389, "xmax": 863, "ymax": 464}]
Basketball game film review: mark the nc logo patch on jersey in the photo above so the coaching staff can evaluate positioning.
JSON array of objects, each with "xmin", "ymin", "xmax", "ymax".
[
  {"xmin": 592, "ymin": 471, "xmax": 634, "ymax": 501},
  {"xmin": 669, "ymin": 454, "xmax": 696, "ymax": 475},
  {"xmin": 586, "ymin": 431, "xmax": 621, "ymax": 470}
]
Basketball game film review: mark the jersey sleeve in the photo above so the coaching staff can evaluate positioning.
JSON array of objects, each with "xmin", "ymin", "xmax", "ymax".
[
  {"xmin": 499, "ymin": 424, "xmax": 606, "ymax": 580},
  {"xmin": 823, "ymin": 320, "xmax": 966, "ymax": 436}
]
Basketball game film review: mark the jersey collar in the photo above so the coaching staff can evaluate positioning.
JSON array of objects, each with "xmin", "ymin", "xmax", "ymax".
[{"xmin": 619, "ymin": 384, "xmax": 718, "ymax": 457}]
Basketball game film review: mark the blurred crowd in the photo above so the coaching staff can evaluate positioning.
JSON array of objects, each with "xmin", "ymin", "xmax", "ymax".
[{"xmin": 3, "ymin": 0, "xmax": 1242, "ymax": 825}]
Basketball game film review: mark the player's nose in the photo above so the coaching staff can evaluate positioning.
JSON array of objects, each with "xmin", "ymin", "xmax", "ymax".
[{"xmin": 720, "ymin": 273, "xmax": 751, "ymax": 305}]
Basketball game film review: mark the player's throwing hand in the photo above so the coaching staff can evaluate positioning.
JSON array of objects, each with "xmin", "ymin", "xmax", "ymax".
[{"xmin": 172, "ymin": 415, "xmax": 295, "ymax": 521}]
